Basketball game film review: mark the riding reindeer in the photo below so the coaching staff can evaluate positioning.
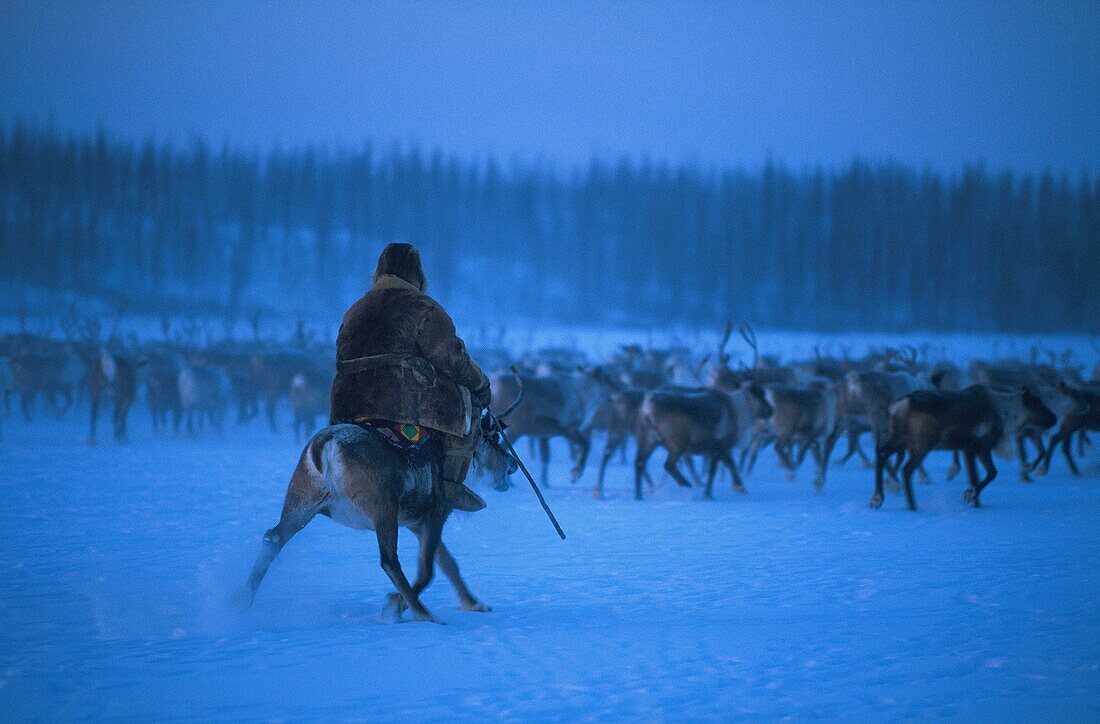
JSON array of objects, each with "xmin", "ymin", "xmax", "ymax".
[
  {"xmin": 872, "ymin": 385, "xmax": 1056, "ymax": 511},
  {"xmin": 240, "ymin": 399, "xmax": 521, "ymax": 623}
]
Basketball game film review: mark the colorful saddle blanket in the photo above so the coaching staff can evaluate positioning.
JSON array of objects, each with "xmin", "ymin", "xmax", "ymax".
[{"xmin": 353, "ymin": 418, "xmax": 432, "ymax": 451}]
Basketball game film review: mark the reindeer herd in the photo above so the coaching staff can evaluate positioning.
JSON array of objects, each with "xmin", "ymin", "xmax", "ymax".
[
  {"xmin": 482, "ymin": 324, "xmax": 1099, "ymax": 511},
  {"xmin": 0, "ymin": 315, "xmax": 333, "ymax": 446},
  {"xmin": 2, "ymin": 316, "xmax": 1098, "ymax": 512}
]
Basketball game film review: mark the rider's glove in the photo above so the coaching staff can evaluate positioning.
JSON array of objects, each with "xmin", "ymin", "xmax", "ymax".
[{"xmin": 471, "ymin": 380, "xmax": 492, "ymax": 410}]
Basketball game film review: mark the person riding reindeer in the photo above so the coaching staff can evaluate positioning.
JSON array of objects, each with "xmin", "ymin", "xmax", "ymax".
[{"xmin": 329, "ymin": 243, "xmax": 493, "ymax": 512}]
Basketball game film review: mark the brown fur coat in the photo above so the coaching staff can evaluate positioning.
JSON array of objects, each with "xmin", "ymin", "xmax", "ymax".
[{"xmin": 329, "ymin": 275, "xmax": 488, "ymax": 437}]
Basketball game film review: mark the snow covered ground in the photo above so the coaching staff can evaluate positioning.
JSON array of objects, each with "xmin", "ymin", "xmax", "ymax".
[{"xmin": 1, "ymin": 383, "xmax": 1099, "ymax": 719}]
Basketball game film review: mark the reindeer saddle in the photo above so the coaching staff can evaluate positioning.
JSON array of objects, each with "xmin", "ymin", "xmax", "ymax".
[{"xmin": 352, "ymin": 418, "xmax": 435, "ymax": 459}]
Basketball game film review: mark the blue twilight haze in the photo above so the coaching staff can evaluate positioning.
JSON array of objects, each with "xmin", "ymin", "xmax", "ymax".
[{"xmin": 1, "ymin": 0, "xmax": 1098, "ymax": 171}]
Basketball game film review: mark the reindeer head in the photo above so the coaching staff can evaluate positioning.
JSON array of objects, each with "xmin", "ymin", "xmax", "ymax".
[
  {"xmin": 1021, "ymin": 387, "xmax": 1057, "ymax": 431},
  {"xmin": 740, "ymin": 381, "xmax": 773, "ymax": 421}
]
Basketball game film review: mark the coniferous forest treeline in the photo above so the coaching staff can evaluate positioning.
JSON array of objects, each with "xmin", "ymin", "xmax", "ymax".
[{"xmin": 1, "ymin": 124, "xmax": 1097, "ymax": 331}]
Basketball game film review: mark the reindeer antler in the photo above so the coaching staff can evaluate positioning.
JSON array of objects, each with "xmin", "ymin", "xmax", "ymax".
[
  {"xmin": 739, "ymin": 322, "xmax": 758, "ymax": 368},
  {"xmin": 717, "ymin": 321, "xmax": 734, "ymax": 366},
  {"xmin": 499, "ymin": 365, "xmax": 525, "ymax": 418},
  {"xmin": 691, "ymin": 353, "xmax": 712, "ymax": 384}
]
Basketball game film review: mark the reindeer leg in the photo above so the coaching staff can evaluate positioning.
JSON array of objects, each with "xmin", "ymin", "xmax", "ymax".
[
  {"xmin": 435, "ymin": 539, "xmax": 490, "ymax": 612},
  {"xmin": 1061, "ymin": 434, "xmax": 1081, "ymax": 476},
  {"xmin": 388, "ymin": 518, "xmax": 444, "ymax": 614},
  {"xmin": 663, "ymin": 448, "xmax": 693, "ymax": 489},
  {"xmin": 375, "ymin": 515, "xmax": 437, "ymax": 623},
  {"xmin": 634, "ymin": 441, "xmax": 655, "ymax": 501},
  {"xmin": 881, "ymin": 448, "xmax": 902, "ymax": 491},
  {"xmin": 1038, "ymin": 426, "xmax": 1067, "ymax": 476},
  {"xmin": 743, "ymin": 433, "xmax": 765, "ymax": 475},
  {"xmin": 870, "ymin": 447, "xmax": 887, "ymax": 509},
  {"xmin": 569, "ymin": 430, "xmax": 591, "ymax": 483},
  {"xmin": 794, "ymin": 439, "xmax": 813, "ymax": 468},
  {"xmin": 901, "ymin": 452, "xmax": 922, "ymax": 511},
  {"xmin": 854, "ymin": 439, "xmax": 873, "ymax": 468},
  {"xmin": 60, "ymin": 385, "xmax": 74, "ymax": 417},
  {"xmin": 724, "ymin": 449, "xmax": 746, "ymax": 494},
  {"xmin": 240, "ymin": 506, "xmax": 317, "ymax": 607},
  {"xmin": 946, "ymin": 450, "xmax": 961, "ymax": 480},
  {"xmin": 703, "ymin": 453, "xmax": 720, "ymax": 499},
  {"xmin": 775, "ymin": 437, "xmax": 797, "ymax": 481},
  {"xmin": 822, "ymin": 430, "xmax": 839, "ymax": 477},
  {"xmin": 837, "ymin": 428, "xmax": 860, "ymax": 466},
  {"xmin": 594, "ymin": 434, "xmax": 621, "ymax": 499},
  {"xmin": 265, "ymin": 395, "xmax": 279, "ymax": 433},
  {"xmin": 967, "ymin": 450, "xmax": 998, "ymax": 508},
  {"xmin": 538, "ymin": 438, "xmax": 552, "ymax": 488},
  {"xmin": 961, "ymin": 450, "xmax": 981, "ymax": 506},
  {"xmin": 1027, "ymin": 432, "xmax": 1046, "ymax": 474},
  {"xmin": 684, "ymin": 455, "xmax": 704, "ymax": 486},
  {"xmin": 1017, "ymin": 436, "xmax": 1034, "ymax": 482}
]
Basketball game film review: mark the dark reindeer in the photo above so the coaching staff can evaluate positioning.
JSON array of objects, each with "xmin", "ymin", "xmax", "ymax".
[
  {"xmin": 241, "ymin": 397, "xmax": 522, "ymax": 623},
  {"xmin": 744, "ymin": 380, "xmax": 842, "ymax": 490},
  {"xmin": 872, "ymin": 385, "xmax": 1056, "ymax": 511},
  {"xmin": 633, "ymin": 383, "xmax": 772, "ymax": 501}
]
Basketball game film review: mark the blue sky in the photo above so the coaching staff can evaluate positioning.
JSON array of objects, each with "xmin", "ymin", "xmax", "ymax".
[{"xmin": 1, "ymin": 1, "xmax": 1097, "ymax": 170}]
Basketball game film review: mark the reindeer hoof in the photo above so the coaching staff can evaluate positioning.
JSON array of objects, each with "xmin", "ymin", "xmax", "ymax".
[
  {"xmin": 785, "ymin": 470, "xmax": 795, "ymax": 482},
  {"xmin": 869, "ymin": 494, "xmax": 883, "ymax": 509},
  {"xmin": 591, "ymin": 488, "xmax": 603, "ymax": 500},
  {"xmin": 461, "ymin": 600, "xmax": 492, "ymax": 613},
  {"xmin": 570, "ymin": 467, "xmax": 582, "ymax": 483},
  {"xmin": 385, "ymin": 592, "xmax": 408, "ymax": 617},
  {"xmin": 885, "ymin": 477, "xmax": 902, "ymax": 493},
  {"xmin": 946, "ymin": 465, "xmax": 960, "ymax": 480},
  {"xmin": 733, "ymin": 485, "xmax": 747, "ymax": 495},
  {"xmin": 413, "ymin": 610, "xmax": 443, "ymax": 624},
  {"xmin": 962, "ymin": 488, "xmax": 980, "ymax": 507},
  {"xmin": 813, "ymin": 478, "xmax": 825, "ymax": 492},
  {"xmin": 702, "ymin": 492, "xmax": 714, "ymax": 500},
  {"xmin": 229, "ymin": 587, "xmax": 255, "ymax": 610}
]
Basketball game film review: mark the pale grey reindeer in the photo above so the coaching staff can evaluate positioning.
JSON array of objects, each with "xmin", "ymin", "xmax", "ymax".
[{"xmin": 490, "ymin": 366, "xmax": 617, "ymax": 487}]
